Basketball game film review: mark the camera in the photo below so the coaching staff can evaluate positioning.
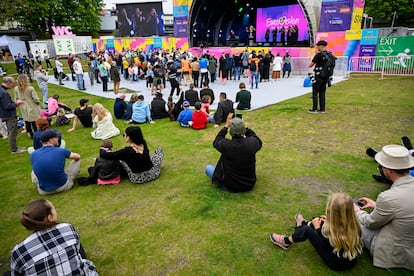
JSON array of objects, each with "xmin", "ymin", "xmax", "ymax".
[{"xmin": 353, "ymin": 199, "xmax": 364, "ymax": 207}]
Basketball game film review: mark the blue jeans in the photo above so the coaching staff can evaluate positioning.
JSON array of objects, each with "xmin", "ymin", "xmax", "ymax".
[
  {"xmin": 251, "ymin": 71, "xmax": 258, "ymax": 88},
  {"xmin": 40, "ymin": 86, "xmax": 48, "ymax": 108},
  {"xmin": 205, "ymin": 164, "xmax": 216, "ymax": 179},
  {"xmin": 76, "ymin": 74, "xmax": 84, "ymax": 90},
  {"xmin": 233, "ymin": 67, "xmax": 241, "ymax": 80}
]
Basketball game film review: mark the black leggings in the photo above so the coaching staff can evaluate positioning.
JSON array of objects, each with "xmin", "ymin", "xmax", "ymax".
[{"xmin": 291, "ymin": 223, "xmax": 356, "ymax": 270}]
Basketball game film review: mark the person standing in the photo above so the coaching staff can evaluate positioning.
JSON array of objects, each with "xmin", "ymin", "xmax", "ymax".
[
  {"xmin": 271, "ymin": 53, "xmax": 283, "ymax": 81},
  {"xmin": 30, "ymin": 129, "xmax": 81, "ymax": 195},
  {"xmin": 248, "ymin": 52, "xmax": 260, "ymax": 89},
  {"xmin": 67, "ymin": 53, "xmax": 75, "ymax": 81},
  {"xmin": 99, "ymin": 59, "xmax": 109, "ymax": 91},
  {"xmin": 14, "ymin": 74, "xmax": 41, "ymax": 138},
  {"xmin": 110, "ymin": 61, "xmax": 121, "ymax": 94},
  {"xmin": 34, "ymin": 64, "xmax": 49, "ymax": 108},
  {"xmin": 43, "ymin": 49, "xmax": 53, "ymax": 69},
  {"xmin": 0, "ymin": 77, "xmax": 26, "ymax": 154},
  {"xmin": 55, "ymin": 56, "xmax": 65, "ymax": 85},
  {"xmin": 282, "ymin": 51, "xmax": 292, "ymax": 78},
  {"xmin": 205, "ymin": 114, "xmax": 262, "ymax": 192},
  {"xmin": 308, "ymin": 40, "xmax": 329, "ymax": 114},
  {"xmin": 208, "ymin": 55, "xmax": 217, "ymax": 83},
  {"xmin": 235, "ymin": 82, "xmax": 251, "ymax": 110},
  {"xmin": 355, "ymin": 145, "xmax": 414, "ymax": 271},
  {"xmin": 73, "ymin": 57, "xmax": 85, "ymax": 91},
  {"xmin": 199, "ymin": 55, "xmax": 209, "ymax": 87}
]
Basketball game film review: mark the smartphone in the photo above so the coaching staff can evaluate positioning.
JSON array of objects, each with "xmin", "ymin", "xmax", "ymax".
[
  {"xmin": 235, "ymin": 114, "xmax": 242, "ymax": 119},
  {"xmin": 353, "ymin": 199, "xmax": 364, "ymax": 207}
]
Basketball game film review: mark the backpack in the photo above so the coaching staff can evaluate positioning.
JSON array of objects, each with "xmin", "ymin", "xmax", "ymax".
[
  {"xmin": 320, "ymin": 51, "xmax": 337, "ymax": 78},
  {"xmin": 249, "ymin": 61, "xmax": 257, "ymax": 71}
]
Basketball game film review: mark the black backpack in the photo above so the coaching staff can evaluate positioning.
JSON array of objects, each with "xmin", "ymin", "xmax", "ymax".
[
  {"xmin": 320, "ymin": 51, "xmax": 337, "ymax": 78},
  {"xmin": 249, "ymin": 61, "xmax": 257, "ymax": 71}
]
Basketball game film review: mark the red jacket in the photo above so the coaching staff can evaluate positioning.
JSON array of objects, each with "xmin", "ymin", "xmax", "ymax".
[{"xmin": 191, "ymin": 110, "xmax": 208, "ymax": 129}]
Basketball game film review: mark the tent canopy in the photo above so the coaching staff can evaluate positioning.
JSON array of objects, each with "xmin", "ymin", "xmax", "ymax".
[{"xmin": 0, "ymin": 35, "xmax": 28, "ymax": 58}]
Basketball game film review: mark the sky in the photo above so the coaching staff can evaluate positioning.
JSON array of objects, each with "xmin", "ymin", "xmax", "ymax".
[{"xmin": 103, "ymin": 0, "xmax": 173, "ymax": 14}]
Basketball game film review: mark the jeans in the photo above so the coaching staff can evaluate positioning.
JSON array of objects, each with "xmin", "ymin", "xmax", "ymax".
[
  {"xmin": 200, "ymin": 72, "xmax": 209, "ymax": 87},
  {"xmin": 40, "ymin": 86, "xmax": 48, "ymax": 108},
  {"xmin": 205, "ymin": 164, "xmax": 216, "ymax": 179},
  {"xmin": 76, "ymin": 74, "xmax": 84, "ymax": 90},
  {"xmin": 233, "ymin": 66, "xmax": 241, "ymax": 80},
  {"xmin": 312, "ymin": 80, "xmax": 327, "ymax": 111},
  {"xmin": 101, "ymin": 76, "xmax": 108, "ymax": 91},
  {"xmin": 6, "ymin": 118, "xmax": 18, "ymax": 152},
  {"xmin": 251, "ymin": 71, "xmax": 259, "ymax": 88}
]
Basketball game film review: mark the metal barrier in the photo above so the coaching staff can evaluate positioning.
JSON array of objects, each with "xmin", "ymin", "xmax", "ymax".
[
  {"xmin": 290, "ymin": 56, "xmax": 349, "ymax": 78},
  {"xmin": 348, "ymin": 55, "xmax": 414, "ymax": 78}
]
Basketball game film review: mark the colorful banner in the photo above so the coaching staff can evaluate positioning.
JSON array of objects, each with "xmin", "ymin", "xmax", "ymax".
[
  {"xmin": 174, "ymin": 17, "xmax": 188, "ymax": 38},
  {"xmin": 319, "ymin": 0, "xmax": 353, "ymax": 32},
  {"xmin": 360, "ymin": 29, "xmax": 379, "ymax": 45},
  {"xmin": 350, "ymin": 8, "xmax": 363, "ymax": 30},
  {"xmin": 345, "ymin": 29, "xmax": 362, "ymax": 40},
  {"xmin": 316, "ymin": 31, "xmax": 360, "ymax": 56}
]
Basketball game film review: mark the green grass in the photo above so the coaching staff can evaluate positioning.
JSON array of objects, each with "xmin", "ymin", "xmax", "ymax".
[{"xmin": 1, "ymin": 65, "xmax": 414, "ymax": 275}]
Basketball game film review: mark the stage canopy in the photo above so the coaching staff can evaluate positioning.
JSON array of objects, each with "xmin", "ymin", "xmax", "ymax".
[
  {"xmin": 0, "ymin": 35, "xmax": 28, "ymax": 57},
  {"xmin": 188, "ymin": 0, "xmax": 321, "ymax": 47}
]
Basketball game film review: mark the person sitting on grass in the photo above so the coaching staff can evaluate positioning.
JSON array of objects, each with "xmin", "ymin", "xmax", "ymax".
[
  {"xmin": 177, "ymin": 101, "xmax": 193, "ymax": 127},
  {"xmin": 205, "ymin": 113, "xmax": 262, "ymax": 192},
  {"xmin": 365, "ymin": 136, "xmax": 414, "ymax": 184},
  {"xmin": 270, "ymin": 192, "xmax": 363, "ymax": 271},
  {"xmin": 7, "ymin": 199, "xmax": 98, "ymax": 275},
  {"xmin": 191, "ymin": 102, "xmax": 208, "ymax": 130},
  {"xmin": 78, "ymin": 139, "xmax": 121, "ymax": 186},
  {"xmin": 68, "ymin": 98, "xmax": 93, "ymax": 132},
  {"xmin": 28, "ymin": 118, "xmax": 65, "ymax": 154},
  {"xmin": 355, "ymin": 144, "xmax": 414, "ymax": 271},
  {"xmin": 90, "ymin": 103, "xmax": 120, "ymax": 140},
  {"xmin": 131, "ymin": 95, "xmax": 154, "ymax": 124},
  {"xmin": 113, "ymin": 93, "xmax": 127, "ymax": 119},
  {"xmin": 30, "ymin": 129, "xmax": 80, "ymax": 195},
  {"xmin": 99, "ymin": 126, "xmax": 164, "ymax": 184}
]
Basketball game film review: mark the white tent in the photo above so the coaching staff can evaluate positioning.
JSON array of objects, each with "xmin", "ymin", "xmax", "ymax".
[{"xmin": 0, "ymin": 35, "xmax": 28, "ymax": 58}]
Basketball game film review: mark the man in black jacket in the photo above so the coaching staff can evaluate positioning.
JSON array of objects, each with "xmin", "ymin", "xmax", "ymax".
[
  {"xmin": 206, "ymin": 114, "xmax": 262, "ymax": 192},
  {"xmin": 208, "ymin": 92, "xmax": 234, "ymax": 127}
]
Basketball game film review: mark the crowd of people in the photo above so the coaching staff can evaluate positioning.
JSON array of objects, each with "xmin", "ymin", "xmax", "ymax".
[{"xmin": 1, "ymin": 41, "xmax": 413, "ymax": 274}]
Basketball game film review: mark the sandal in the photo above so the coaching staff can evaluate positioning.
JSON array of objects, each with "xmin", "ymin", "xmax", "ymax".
[
  {"xmin": 269, "ymin": 233, "xmax": 290, "ymax": 250},
  {"xmin": 295, "ymin": 213, "xmax": 305, "ymax": 227}
]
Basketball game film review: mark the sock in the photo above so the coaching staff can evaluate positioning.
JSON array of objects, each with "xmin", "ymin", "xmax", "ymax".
[{"xmin": 284, "ymin": 237, "xmax": 292, "ymax": 245}]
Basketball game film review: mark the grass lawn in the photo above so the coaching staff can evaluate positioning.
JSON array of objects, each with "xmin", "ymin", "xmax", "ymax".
[{"xmin": 0, "ymin": 65, "xmax": 414, "ymax": 275}]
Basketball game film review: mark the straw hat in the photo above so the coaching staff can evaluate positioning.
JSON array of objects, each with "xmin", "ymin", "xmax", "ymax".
[{"xmin": 375, "ymin": 145, "xmax": 414, "ymax": 169}]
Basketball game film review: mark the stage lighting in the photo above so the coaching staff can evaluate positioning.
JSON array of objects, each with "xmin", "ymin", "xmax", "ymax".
[
  {"xmin": 238, "ymin": 7, "xmax": 243, "ymax": 13},
  {"xmin": 246, "ymin": 3, "xmax": 249, "ymax": 6}
]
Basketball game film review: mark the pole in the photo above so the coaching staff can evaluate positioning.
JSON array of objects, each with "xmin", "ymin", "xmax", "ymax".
[{"xmin": 391, "ymin": 11, "xmax": 396, "ymax": 28}]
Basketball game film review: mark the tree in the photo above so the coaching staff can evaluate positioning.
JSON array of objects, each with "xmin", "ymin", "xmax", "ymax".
[
  {"xmin": 364, "ymin": 0, "xmax": 414, "ymax": 26},
  {"xmin": 12, "ymin": 0, "xmax": 104, "ymax": 39}
]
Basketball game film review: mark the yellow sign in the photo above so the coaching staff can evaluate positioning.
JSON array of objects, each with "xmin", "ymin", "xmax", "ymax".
[
  {"xmin": 351, "ymin": 8, "xmax": 364, "ymax": 30},
  {"xmin": 345, "ymin": 29, "xmax": 362, "ymax": 40}
]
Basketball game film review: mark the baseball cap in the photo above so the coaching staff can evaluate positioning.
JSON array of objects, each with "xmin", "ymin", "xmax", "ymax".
[
  {"xmin": 40, "ymin": 129, "xmax": 58, "ymax": 143},
  {"xmin": 316, "ymin": 40, "xmax": 328, "ymax": 46},
  {"xmin": 183, "ymin": 101, "xmax": 190, "ymax": 107},
  {"xmin": 80, "ymin": 98, "xmax": 89, "ymax": 106}
]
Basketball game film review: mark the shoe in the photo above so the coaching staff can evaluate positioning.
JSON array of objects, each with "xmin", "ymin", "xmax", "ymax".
[
  {"xmin": 401, "ymin": 136, "xmax": 413, "ymax": 150},
  {"xmin": 372, "ymin": 174, "xmax": 393, "ymax": 185},
  {"xmin": 308, "ymin": 109, "xmax": 318, "ymax": 114},
  {"xmin": 59, "ymin": 83, "xmax": 64, "ymax": 85},
  {"xmin": 2, "ymin": 135, "xmax": 8, "ymax": 140},
  {"xmin": 366, "ymin": 147, "xmax": 377, "ymax": 158},
  {"xmin": 269, "ymin": 233, "xmax": 290, "ymax": 250},
  {"xmin": 295, "ymin": 213, "xmax": 305, "ymax": 227},
  {"xmin": 317, "ymin": 110, "xmax": 326, "ymax": 114},
  {"xmin": 11, "ymin": 148, "xmax": 27, "ymax": 154}
]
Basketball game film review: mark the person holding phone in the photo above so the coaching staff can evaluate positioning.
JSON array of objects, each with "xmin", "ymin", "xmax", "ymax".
[
  {"xmin": 354, "ymin": 145, "xmax": 414, "ymax": 271},
  {"xmin": 205, "ymin": 113, "xmax": 262, "ymax": 192}
]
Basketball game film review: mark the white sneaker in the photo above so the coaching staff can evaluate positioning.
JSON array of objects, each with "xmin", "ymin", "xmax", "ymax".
[{"xmin": 11, "ymin": 148, "xmax": 27, "ymax": 154}]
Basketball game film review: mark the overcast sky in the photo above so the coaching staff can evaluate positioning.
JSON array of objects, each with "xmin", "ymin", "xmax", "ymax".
[{"xmin": 104, "ymin": 0, "xmax": 173, "ymax": 14}]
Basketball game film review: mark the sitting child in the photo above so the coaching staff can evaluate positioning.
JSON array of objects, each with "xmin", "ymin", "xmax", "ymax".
[
  {"xmin": 78, "ymin": 140, "xmax": 121, "ymax": 186},
  {"xmin": 201, "ymin": 95, "xmax": 211, "ymax": 115},
  {"xmin": 56, "ymin": 108, "xmax": 70, "ymax": 126},
  {"xmin": 177, "ymin": 101, "xmax": 193, "ymax": 127},
  {"xmin": 191, "ymin": 102, "xmax": 208, "ymax": 130}
]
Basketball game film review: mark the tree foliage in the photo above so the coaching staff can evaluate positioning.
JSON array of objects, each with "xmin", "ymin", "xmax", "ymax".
[
  {"xmin": 364, "ymin": 0, "xmax": 414, "ymax": 25},
  {"xmin": 11, "ymin": 0, "xmax": 104, "ymax": 38}
]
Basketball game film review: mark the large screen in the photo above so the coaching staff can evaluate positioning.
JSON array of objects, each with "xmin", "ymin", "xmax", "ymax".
[
  {"xmin": 117, "ymin": 2, "xmax": 165, "ymax": 37},
  {"xmin": 256, "ymin": 5, "xmax": 310, "ymax": 45}
]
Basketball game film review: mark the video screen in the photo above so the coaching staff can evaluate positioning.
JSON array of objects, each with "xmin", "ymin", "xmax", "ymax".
[
  {"xmin": 117, "ymin": 2, "xmax": 165, "ymax": 37},
  {"xmin": 256, "ymin": 5, "xmax": 310, "ymax": 45}
]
